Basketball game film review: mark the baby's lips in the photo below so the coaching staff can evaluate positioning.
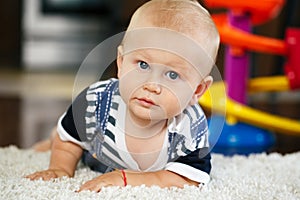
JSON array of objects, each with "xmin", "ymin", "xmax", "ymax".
[{"xmin": 135, "ymin": 97, "xmax": 157, "ymax": 107}]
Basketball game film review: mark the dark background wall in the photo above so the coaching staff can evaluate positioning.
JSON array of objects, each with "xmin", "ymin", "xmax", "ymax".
[
  {"xmin": 0, "ymin": 0, "xmax": 298, "ymax": 72},
  {"xmin": 0, "ymin": 0, "xmax": 23, "ymax": 68}
]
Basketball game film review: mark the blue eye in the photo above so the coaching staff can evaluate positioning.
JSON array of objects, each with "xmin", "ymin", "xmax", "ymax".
[
  {"xmin": 138, "ymin": 61, "xmax": 149, "ymax": 70},
  {"xmin": 166, "ymin": 71, "xmax": 179, "ymax": 80}
]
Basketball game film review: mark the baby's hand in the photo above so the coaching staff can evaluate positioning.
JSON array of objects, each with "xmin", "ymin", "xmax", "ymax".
[
  {"xmin": 25, "ymin": 169, "xmax": 70, "ymax": 181},
  {"xmin": 77, "ymin": 170, "xmax": 124, "ymax": 192}
]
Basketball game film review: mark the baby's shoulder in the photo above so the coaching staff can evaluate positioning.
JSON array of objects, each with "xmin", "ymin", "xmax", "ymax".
[
  {"xmin": 88, "ymin": 78, "xmax": 118, "ymax": 94},
  {"xmin": 183, "ymin": 103, "xmax": 206, "ymax": 123}
]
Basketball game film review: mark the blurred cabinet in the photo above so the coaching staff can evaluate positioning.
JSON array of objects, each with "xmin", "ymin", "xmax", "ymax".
[
  {"xmin": 0, "ymin": 0, "xmax": 22, "ymax": 68},
  {"xmin": 0, "ymin": 96, "xmax": 21, "ymax": 147}
]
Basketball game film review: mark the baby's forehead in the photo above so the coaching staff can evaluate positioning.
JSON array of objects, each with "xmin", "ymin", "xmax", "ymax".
[
  {"xmin": 122, "ymin": 28, "xmax": 214, "ymax": 77},
  {"xmin": 129, "ymin": 48, "xmax": 196, "ymax": 70}
]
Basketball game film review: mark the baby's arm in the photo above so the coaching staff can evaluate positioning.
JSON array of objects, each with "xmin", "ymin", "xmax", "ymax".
[
  {"xmin": 26, "ymin": 131, "xmax": 83, "ymax": 180},
  {"xmin": 78, "ymin": 148, "xmax": 210, "ymax": 192},
  {"xmin": 120, "ymin": 170, "xmax": 199, "ymax": 187},
  {"xmin": 77, "ymin": 169, "xmax": 198, "ymax": 192}
]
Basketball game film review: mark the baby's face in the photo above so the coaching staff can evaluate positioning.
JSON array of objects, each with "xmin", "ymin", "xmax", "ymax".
[
  {"xmin": 118, "ymin": 47, "xmax": 203, "ymax": 123},
  {"xmin": 117, "ymin": 28, "xmax": 213, "ymax": 124}
]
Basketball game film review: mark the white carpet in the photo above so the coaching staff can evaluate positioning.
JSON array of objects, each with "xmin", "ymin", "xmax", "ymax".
[{"xmin": 0, "ymin": 146, "xmax": 299, "ymax": 200}]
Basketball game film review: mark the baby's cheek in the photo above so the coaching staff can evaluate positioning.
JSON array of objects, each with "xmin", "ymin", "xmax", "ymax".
[{"xmin": 169, "ymin": 85, "xmax": 194, "ymax": 109}]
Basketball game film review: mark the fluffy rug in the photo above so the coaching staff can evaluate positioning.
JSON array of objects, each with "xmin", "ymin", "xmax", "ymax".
[{"xmin": 0, "ymin": 146, "xmax": 299, "ymax": 200}]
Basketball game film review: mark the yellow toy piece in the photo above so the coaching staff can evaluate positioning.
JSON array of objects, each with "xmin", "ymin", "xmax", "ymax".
[
  {"xmin": 199, "ymin": 81, "xmax": 300, "ymax": 136},
  {"xmin": 248, "ymin": 76, "xmax": 290, "ymax": 93}
]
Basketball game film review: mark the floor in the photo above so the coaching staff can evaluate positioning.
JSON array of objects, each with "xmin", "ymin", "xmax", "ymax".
[{"xmin": 0, "ymin": 69, "xmax": 299, "ymax": 154}]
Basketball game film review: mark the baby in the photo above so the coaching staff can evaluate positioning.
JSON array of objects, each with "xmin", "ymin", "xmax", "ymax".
[{"xmin": 26, "ymin": 0, "xmax": 220, "ymax": 192}]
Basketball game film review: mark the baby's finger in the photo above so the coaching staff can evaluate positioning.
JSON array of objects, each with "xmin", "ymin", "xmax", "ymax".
[
  {"xmin": 77, "ymin": 181, "xmax": 112, "ymax": 193},
  {"xmin": 25, "ymin": 172, "xmax": 43, "ymax": 180},
  {"xmin": 25, "ymin": 171, "xmax": 57, "ymax": 181},
  {"xmin": 40, "ymin": 171, "xmax": 57, "ymax": 181},
  {"xmin": 24, "ymin": 173, "xmax": 35, "ymax": 180},
  {"xmin": 77, "ymin": 182, "xmax": 101, "ymax": 193}
]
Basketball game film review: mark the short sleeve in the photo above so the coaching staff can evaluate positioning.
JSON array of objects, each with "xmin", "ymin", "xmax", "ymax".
[
  {"xmin": 57, "ymin": 87, "xmax": 89, "ymax": 147},
  {"xmin": 165, "ymin": 147, "xmax": 211, "ymax": 185},
  {"xmin": 57, "ymin": 78, "xmax": 117, "ymax": 148},
  {"xmin": 166, "ymin": 103, "xmax": 211, "ymax": 185}
]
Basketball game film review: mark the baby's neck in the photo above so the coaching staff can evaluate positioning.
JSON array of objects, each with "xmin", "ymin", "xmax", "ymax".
[{"xmin": 124, "ymin": 110, "xmax": 168, "ymax": 139}]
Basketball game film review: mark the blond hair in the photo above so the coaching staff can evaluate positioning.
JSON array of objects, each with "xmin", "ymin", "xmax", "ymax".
[{"xmin": 125, "ymin": 0, "xmax": 220, "ymax": 62}]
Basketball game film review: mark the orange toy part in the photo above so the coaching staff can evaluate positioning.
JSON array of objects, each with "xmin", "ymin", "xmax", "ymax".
[
  {"xmin": 212, "ymin": 14, "xmax": 287, "ymax": 55},
  {"xmin": 204, "ymin": 0, "xmax": 285, "ymax": 25}
]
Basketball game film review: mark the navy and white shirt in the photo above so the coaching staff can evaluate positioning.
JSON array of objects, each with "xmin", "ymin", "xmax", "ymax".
[{"xmin": 57, "ymin": 78, "xmax": 211, "ymax": 185}]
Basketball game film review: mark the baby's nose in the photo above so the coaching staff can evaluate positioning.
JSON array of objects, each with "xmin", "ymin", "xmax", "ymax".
[{"xmin": 143, "ymin": 82, "xmax": 161, "ymax": 94}]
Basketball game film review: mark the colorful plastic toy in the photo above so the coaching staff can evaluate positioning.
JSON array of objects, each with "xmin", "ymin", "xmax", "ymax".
[{"xmin": 200, "ymin": 0, "xmax": 300, "ymax": 155}]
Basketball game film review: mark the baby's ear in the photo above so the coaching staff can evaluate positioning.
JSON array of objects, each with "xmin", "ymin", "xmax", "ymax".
[
  {"xmin": 116, "ymin": 45, "xmax": 124, "ymax": 78},
  {"xmin": 190, "ymin": 76, "xmax": 213, "ymax": 105}
]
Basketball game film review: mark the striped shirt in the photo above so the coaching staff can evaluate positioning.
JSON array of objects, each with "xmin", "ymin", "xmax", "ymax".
[{"xmin": 57, "ymin": 78, "xmax": 211, "ymax": 185}]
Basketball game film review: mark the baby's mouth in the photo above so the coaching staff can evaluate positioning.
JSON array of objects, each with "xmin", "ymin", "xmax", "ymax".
[{"xmin": 135, "ymin": 97, "xmax": 156, "ymax": 107}]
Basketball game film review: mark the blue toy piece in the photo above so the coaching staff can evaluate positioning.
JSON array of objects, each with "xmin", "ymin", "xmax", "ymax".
[{"xmin": 208, "ymin": 115, "xmax": 276, "ymax": 156}]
